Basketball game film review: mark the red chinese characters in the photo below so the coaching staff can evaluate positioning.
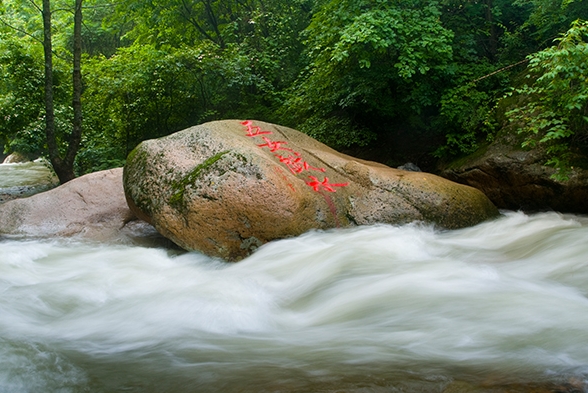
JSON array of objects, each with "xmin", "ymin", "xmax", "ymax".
[
  {"xmin": 257, "ymin": 136, "xmax": 294, "ymax": 153},
  {"xmin": 305, "ymin": 176, "xmax": 349, "ymax": 193},
  {"xmin": 241, "ymin": 120, "xmax": 273, "ymax": 137},
  {"xmin": 275, "ymin": 153, "xmax": 326, "ymax": 175},
  {"xmin": 241, "ymin": 120, "xmax": 348, "ymax": 193}
]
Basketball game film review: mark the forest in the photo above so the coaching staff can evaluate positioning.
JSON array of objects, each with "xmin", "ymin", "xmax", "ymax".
[{"xmin": 1, "ymin": 0, "xmax": 587, "ymax": 184}]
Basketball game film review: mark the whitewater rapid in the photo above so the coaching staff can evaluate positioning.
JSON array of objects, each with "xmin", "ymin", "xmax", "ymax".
[
  {"xmin": 0, "ymin": 160, "xmax": 58, "ymax": 202},
  {"xmin": 1, "ymin": 211, "xmax": 588, "ymax": 392}
]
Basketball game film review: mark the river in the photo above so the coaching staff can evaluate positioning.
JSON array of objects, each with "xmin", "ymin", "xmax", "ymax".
[
  {"xmin": 0, "ymin": 160, "xmax": 58, "ymax": 203},
  {"xmin": 1, "ymin": 163, "xmax": 588, "ymax": 392}
]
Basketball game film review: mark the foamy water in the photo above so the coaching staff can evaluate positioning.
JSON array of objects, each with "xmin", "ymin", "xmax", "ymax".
[
  {"xmin": 0, "ymin": 161, "xmax": 58, "ymax": 202},
  {"xmin": 1, "ymin": 211, "xmax": 588, "ymax": 392},
  {"xmin": 0, "ymin": 160, "xmax": 57, "ymax": 188}
]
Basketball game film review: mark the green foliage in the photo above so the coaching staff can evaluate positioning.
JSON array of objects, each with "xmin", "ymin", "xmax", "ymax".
[
  {"xmin": 512, "ymin": 0, "xmax": 588, "ymax": 47},
  {"xmin": 0, "ymin": 0, "xmax": 85, "ymax": 169},
  {"xmin": 74, "ymin": 144, "xmax": 126, "ymax": 174},
  {"xmin": 0, "ymin": 39, "xmax": 45, "ymax": 155},
  {"xmin": 284, "ymin": 0, "xmax": 454, "ymax": 149},
  {"xmin": 83, "ymin": 42, "xmax": 263, "ymax": 147},
  {"xmin": 0, "ymin": 35, "xmax": 73, "ymax": 158},
  {"xmin": 2, "ymin": 0, "xmax": 588, "ymax": 175},
  {"xmin": 506, "ymin": 19, "xmax": 588, "ymax": 179},
  {"xmin": 431, "ymin": 0, "xmax": 533, "ymax": 159},
  {"xmin": 435, "ymin": 83, "xmax": 497, "ymax": 157},
  {"xmin": 74, "ymin": 0, "xmax": 313, "ymax": 174}
]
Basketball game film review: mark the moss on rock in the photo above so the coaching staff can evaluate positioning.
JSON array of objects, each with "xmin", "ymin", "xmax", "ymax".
[{"xmin": 169, "ymin": 150, "xmax": 230, "ymax": 208}]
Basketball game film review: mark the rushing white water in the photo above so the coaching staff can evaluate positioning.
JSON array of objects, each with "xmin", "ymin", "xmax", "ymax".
[
  {"xmin": 0, "ymin": 161, "xmax": 58, "ymax": 201},
  {"xmin": 1, "ymin": 211, "xmax": 588, "ymax": 392},
  {"xmin": 0, "ymin": 160, "xmax": 57, "ymax": 188}
]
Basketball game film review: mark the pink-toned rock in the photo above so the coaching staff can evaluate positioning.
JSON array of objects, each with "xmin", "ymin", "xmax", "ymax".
[
  {"xmin": 124, "ymin": 120, "xmax": 498, "ymax": 260},
  {"xmin": 0, "ymin": 168, "xmax": 155, "ymax": 242}
]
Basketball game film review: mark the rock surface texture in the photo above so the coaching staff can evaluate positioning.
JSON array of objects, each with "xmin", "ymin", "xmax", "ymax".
[
  {"xmin": 124, "ymin": 120, "xmax": 498, "ymax": 260},
  {"xmin": 0, "ymin": 168, "xmax": 159, "ymax": 243},
  {"xmin": 439, "ymin": 136, "xmax": 588, "ymax": 213},
  {"xmin": 3, "ymin": 152, "xmax": 33, "ymax": 163}
]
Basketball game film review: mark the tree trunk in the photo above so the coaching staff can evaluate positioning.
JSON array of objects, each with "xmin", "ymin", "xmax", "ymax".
[
  {"xmin": 42, "ymin": 0, "xmax": 83, "ymax": 184},
  {"xmin": 486, "ymin": 0, "xmax": 498, "ymax": 60},
  {"xmin": 68, "ymin": 0, "xmax": 83, "ymax": 174},
  {"xmin": 42, "ymin": 0, "xmax": 63, "ymax": 180}
]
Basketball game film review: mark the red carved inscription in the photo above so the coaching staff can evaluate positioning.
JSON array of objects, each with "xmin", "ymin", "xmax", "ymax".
[{"xmin": 240, "ymin": 120, "xmax": 348, "ymax": 193}]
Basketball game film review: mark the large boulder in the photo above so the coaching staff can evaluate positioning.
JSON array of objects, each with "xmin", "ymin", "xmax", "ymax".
[
  {"xmin": 124, "ymin": 120, "xmax": 498, "ymax": 260},
  {"xmin": 439, "ymin": 134, "xmax": 588, "ymax": 213},
  {"xmin": 0, "ymin": 168, "xmax": 161, "ymax": 244}
]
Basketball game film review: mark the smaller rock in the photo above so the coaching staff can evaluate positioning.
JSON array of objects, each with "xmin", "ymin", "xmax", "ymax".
[
  {"xmin": 0, "ymin": 168, "xmax": 161, "ymax": 245},
  {"xmin": 397, "ymin": 162, "xmax": 421, "ymax": 172},
  {"xmin": 3, "ymin": 152, "xmax": 34, "ymax": 164}
]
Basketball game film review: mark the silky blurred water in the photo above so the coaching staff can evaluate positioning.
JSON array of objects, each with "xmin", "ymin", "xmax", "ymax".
[
  {"xmin": 1, "ymin": 211, "xmax": 588, "ymax": 392},
  {"xmin": 0, "ymin": 161, "xmax": 58, "ymax": 201},
  {"xmin": 0, "ymin": 160, "xmax": 57, "ymax": 188}
]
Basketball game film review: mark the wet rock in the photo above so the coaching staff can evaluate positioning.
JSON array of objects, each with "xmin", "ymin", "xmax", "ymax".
[
  {"xmin": 0, "ymin": 168, "xmax": 161, "ymax": 245},
  {"xmin": 398, "ymin": 162, "xmax": 422, "ymax": 172},
  {"xmin": 439, "ymin": 138, "xmax": 588, "ymax": 213},
  {"xmin": 0, "ymin": 184, "xmax": 58, "ymax": 204},
  {"xmin": 124, "ymin": 120, "xmax": 498, "ymax": 260}
]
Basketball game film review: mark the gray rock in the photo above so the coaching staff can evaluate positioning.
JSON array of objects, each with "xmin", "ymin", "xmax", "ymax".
[{"xmin": 397, "ymin": 162, "xmax": 421, "ymax": 172}]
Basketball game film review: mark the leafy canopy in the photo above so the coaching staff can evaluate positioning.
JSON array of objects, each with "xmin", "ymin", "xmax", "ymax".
[
  {"xmin": 284, "ymin": 0, "xmax": 454, "ymax": 149},
  {"xmin": 506, "ymin": 19, "xmax": 588, "ymax": 179}
]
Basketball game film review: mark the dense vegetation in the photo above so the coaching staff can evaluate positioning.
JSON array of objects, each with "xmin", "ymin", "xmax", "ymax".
[{"xmin": 1, "ymin": 0, "xmax": 587, "ymax": 181}]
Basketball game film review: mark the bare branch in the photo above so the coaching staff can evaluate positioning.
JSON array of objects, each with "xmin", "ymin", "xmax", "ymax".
[{"xmin": 472, "ymin": 58, "xmax": 530, "ymax": 84}]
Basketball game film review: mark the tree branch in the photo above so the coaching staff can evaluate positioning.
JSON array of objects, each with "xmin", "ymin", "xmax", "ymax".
[
  {"xmin": 0, "ymin": 17, "xmax": 71, "ymax": 61},
  {"xmin": 0, "ymin": 17, "xmax": 43, "ymax": 45},
  {"xmin": 179, "ymin": 0, "xmax": 219, "ymax": 46},
  {"xmin": 26, "ymin": 0, "xmax": 42, "ymax": 13},
  {"xmin": 471, "ymin": 58, "xmax": 530, "ymax": 84}
]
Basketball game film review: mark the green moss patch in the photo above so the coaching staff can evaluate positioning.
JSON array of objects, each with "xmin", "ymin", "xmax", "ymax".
[{"xmin": 169, "ymin": 150, "xmax": 230, "ymax": 208}]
